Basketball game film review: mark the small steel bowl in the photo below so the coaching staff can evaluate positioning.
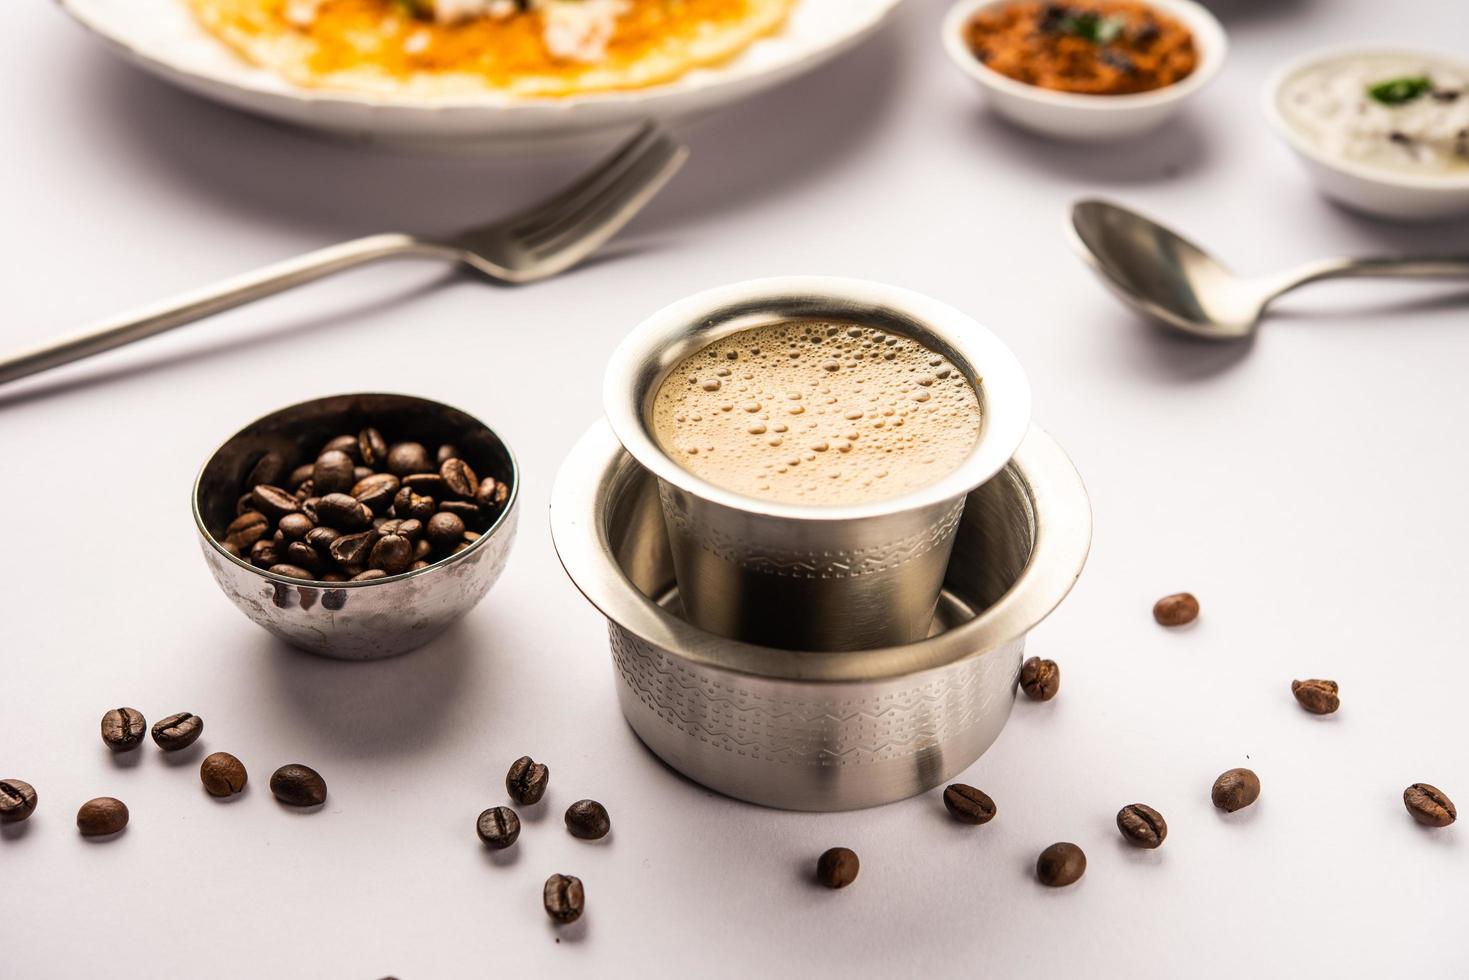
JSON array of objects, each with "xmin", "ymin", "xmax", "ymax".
[
  {"xmin": 194, "ymin": 393, "xmax": 519, "ymax": 661},
  {"xmin": 551, "ymin": 420, "xmax": 1090, "ymax": 811}
]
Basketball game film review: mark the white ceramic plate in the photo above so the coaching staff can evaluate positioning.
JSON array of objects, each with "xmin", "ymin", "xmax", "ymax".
[{"xmin": 59, "ymin": 0, "xmax": 904, "ymax": 153}]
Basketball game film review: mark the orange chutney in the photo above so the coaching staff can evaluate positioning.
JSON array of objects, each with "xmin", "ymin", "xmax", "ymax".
[{"xmin": 964, "ymin": 1, "xmax": 1198, "ymax": 96}]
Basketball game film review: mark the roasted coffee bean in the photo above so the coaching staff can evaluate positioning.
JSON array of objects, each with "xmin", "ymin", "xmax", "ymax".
[
  {"xmin": 1404, "ymin": 783, "xmax": 1456, "ymax": 827},
  {"xmin": 285, "ymin": 542, "xmax": 322, "ymax": 572},
  {"xmin": 330, "ymin": 530, "xmax": 379, "ymax": 575},
  {"xmin": 426, "ymin": 512, "xmax": 466, "ymax": 549},
  {"xmin": 402, "ymin": 472, "xmax": 448, "ymax": 496},
  {"xmin": 395, "ymin": 518, "xmax": 423, "ymax": 542},
  {"xmin": 294, "ymin": 480, "xmax": 316, "ymax": 502},
  {"xmin": 351, "ymin": 569, "xmax": 388, "ymax": 581},
  {"xmin": 441, "ymin": 458, "xmax": 479, "ymax": 498},
  {"xmin": 101, "ymin": 707, "xmax": 147, "ymax": 751},
  {"xmin": 305, "ymin": 526, "xmax": 341, "ymax": 550},
  {"xmin": 251, "ymin": 484, "xmax": 300, "ymax": 522},
  {"xmin": 475, "ymin": 478, "xmax": 509, "ymax": 509},
  {"xmin": 566, "ymin": 799, "xmax": 610, "ymax": 840},
  {"xmin": 321, "ymin": 434, "xmax": 361, "ymax": 463},
  {"xmin": 270, "ymin": 764, "xmax": 327, "ymax": 807},
  {"xmin": 268, "ymin": 564, "xmax": 313, "ymax": 580},
  {"xmin": 476, "ymin": 806, "xmax": 521, "ymax": 849},
  {"xmin": 507, "ymin": 756, "xmax": 549, "ymax": 805},
  {"xmin": 224, "ymin": 511, "xmax": 269, "ymax": 550},
  {"xmin": 544, "ymin": 874, "xmax": 584, "ymax": 924},
  {"xmin": 816, "ymin": 847, "xmax": 859, "ymax": 889},
  {"xmin": 943, "ymin": 784, "xmax": 996, "ymax": 824},
  {"xmin": 439, "ymin": 500, "xmax": 483, "ymax": 523},
  {"xmin": 1291, "ymin": 679, "xmax": 1339, "ymax": 715},
  {"xmin": 394, "ymin": 487, "xmax": 437, "ymax": 521},
  {"xmin": 410, "ymin": 560, "xmax": 430, "ymax": 571},
  {"xmin": 245, "ymin": 451, "xmax": 286, "ymax": 489},
  {"xmin": 386, "ymin": 442, "xmax": 432, "ymax": 477},
  {"xmin": 413, "ymin": 539, "xmax": 432, "ymax": 561},
  {"xmin": 221, "ymin": 541, "xmax": 242, "ymax": 559},
  {"xmin": 1153, "ymin": 592, "xmax": 1200, "ymax": 627},
  {"xmin": 353, "ymin": 466, "xmax": 373, "ymax": 482},
  {"xmin": 278, "ymin": 512, "xmax": 315, "ymax": 540},
  {"xmin": 369, "ymin": 534, "xmax": 413, "ymax": 575},
  {"xmin": 200, "ymin": 752, "xmax": 248, "ymax": 798},
  {"xmin": 152, "ymin": 712, "xmax": 204, "ymax": 751},
  {"xmin": 352, "ymin": 473, "xmax": 400, "ymax": 513},
  {"xmin": 309, "ymin": 452, "xmax": 355, "ymax": 499},
  {"xmin": 300, "ymin": 497, "xmax": 321, "ymax": 523},
  {"xmin": 250, "ymin": 538, "xmax": 282, "ymax": 568},
  {"xmin": 77, "ymin": 797, "xmax": 128, "ymax": 836},
  {"xmin": 1036, "ymin": 842, "xmax": 1086, "ymax": 886},
  {"xmin": 1211, "ymin": 768, "xmax": 1260, "ymax": 812},
  {"xmin": 436, "ymin": 443, "xmax": 461, "ymax": 465},
  {"xmin": 0, "ymin": 779, "xmax": 37, "ymax": 823},
  {"xmin": 288, "ymin": 463, "xmax": 315, "ymax": 489},
  {"xmin": 236, "ymin": 492, "xmax": 257, "ymax": 517},
  {"xmin": 316, "ymin": 493, "xmax": 372, "ymax": 531},
  {"xmin": 322, "ymin": 573, "xmax": 347, "ymax": 583},
  {"xmin": 1117, "ymin": 804, "xmax": 1167, "ymax": 848},
  {"xmin": 1019, "ymin": 657, "xmax": 1060, "ymax": 702},
  {"xmin": 359, "ymin": 428, "xmax": 388, "ymax": 467}
]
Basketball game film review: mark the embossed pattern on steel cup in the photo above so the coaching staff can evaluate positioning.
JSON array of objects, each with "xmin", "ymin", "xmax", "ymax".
[
  {"xmin": 604, "ymin": 277, "xmax": 1032, "ymax": 651},
  {"xmin": 551, "ymin": 420, "xmax": 1091, "ymax": 811},
  {"xmin": 193, "ymin": 393, "xmax": 519, "ymax": 661}
]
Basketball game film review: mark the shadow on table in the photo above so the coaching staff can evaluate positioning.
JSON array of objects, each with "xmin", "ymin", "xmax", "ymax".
[
  {"xmin": 254, "ymin": 614, "xmax": 493, "ymax": 758},
  {"xmin": 963, "ymin": 110, "xmax": 1213, "ymax": 184},
  {"xmin": 81, "ymin": 19, "xmax": 903, "ymax": 243}
]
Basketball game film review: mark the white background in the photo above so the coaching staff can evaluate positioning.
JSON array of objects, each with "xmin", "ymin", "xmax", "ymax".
[{"xmin": 4, "ymin": 1, "xmax": 1468, "ymax": 976}]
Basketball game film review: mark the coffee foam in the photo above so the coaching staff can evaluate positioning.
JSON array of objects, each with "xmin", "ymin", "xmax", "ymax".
[{"xmin": 651, "ymin": 320, "xmax": 983, "ymax": 505}]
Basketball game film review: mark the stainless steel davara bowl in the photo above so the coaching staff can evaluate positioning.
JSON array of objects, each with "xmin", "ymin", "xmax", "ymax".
[
  {"xmin": 551, "ymin": 420, "xmax": 1090, "ymax": 811},
  {"xmin": 194, "ymin": 393, "xmax": 519, "ymax": 661}
]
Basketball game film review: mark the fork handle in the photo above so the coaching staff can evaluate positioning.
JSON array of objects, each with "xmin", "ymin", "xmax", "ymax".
[{"xmin": 0, "ymin": 232, "xmax": 455, "ymax": 386}]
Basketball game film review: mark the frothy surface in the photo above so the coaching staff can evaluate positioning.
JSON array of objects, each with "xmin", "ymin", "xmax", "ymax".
[{"xmin": 651, "ymin": 321, "xmax": 983, "ymax": 506}]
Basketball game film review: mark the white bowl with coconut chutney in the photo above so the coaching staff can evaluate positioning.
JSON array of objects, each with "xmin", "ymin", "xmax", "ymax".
[{"xmin": 1265, "ymin": 46, "xmax": 1469, "ymax": 221}]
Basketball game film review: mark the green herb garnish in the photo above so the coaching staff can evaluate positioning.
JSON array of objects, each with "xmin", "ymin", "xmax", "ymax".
[
  {"xmin": 1052, "ymin": 11, "xmax": 1127, "ymax": 44},
  {"xmin": 1367, "ymin": 75, "xmax": 1433, "ymax": 106}
]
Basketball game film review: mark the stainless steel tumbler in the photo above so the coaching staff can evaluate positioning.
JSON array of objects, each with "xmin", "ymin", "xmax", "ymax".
[{"xmin": 603, "ymin": 277, "xmax": 1031, "ymax": 651}]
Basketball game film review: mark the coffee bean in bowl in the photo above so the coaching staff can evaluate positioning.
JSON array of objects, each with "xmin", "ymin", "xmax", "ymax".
[{"xmin": 195, "ymin": 394, "xmax": 520, "ymax": 661}]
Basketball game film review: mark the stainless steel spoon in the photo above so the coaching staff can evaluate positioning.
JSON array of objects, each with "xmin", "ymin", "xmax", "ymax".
[{"xmin": 1069, "ymin": 199, "xmax": 1469, "ymax": 340}]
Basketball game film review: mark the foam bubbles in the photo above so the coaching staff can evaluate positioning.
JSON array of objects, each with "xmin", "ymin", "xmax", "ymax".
[{"xmin": 651, "ymin": 320, "xmax": 983, "ymax": 505}]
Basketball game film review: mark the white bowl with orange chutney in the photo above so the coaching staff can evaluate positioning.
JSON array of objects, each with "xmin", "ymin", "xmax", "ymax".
[{"xmin": 942, "ymin": 0, "xmax": 1226, "ymax": 141}]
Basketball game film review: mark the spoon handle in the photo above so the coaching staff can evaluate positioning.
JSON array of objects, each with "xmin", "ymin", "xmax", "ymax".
[{"xmin": 1269, "ymin": 255, "xmax": 1469, "ymax": 298}]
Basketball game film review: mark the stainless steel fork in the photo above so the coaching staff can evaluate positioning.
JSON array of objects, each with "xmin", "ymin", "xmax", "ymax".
[{"xmin": 0, "ymin": 124, "xmax": 688, "ymax": 386}]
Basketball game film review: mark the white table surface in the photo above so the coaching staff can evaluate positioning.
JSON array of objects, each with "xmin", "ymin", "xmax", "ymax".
[{"xmin": 4, "ymin": 1, "xmax": 1467, "ymax": 976}]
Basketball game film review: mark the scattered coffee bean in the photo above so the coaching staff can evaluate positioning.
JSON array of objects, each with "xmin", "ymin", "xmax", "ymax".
[
  {"xmin": 1153, "ymin": 592, "xmax": 1200, "ymax": 626},
  {"xmin": 216, "ymin": 424, "xmax": 512, "ymax": 583},
  {"xmin": 100, "ymin": 707, "xmax": 147, "ymax": 751},
  {"xmin": 544, "ymin": 873, "xmax": 584, "ymax": 923},
  {"xmin": 270, "ymin": 764, "xmax": 327, "ymax": 807},
  {"xmin": 0, "ymin": 779, "xmax": 37, "ymax": 823},
  {"xmin": 943, "ymin": 784, "xmax": 997, "ymax": 824},
  {"xmin": 816, "ymin": 847, "xmax": 860, "ymax": 889},
  {"xmin": 506, "ymin": 756, "xmax": 548, "ymax": 805},
  {"xmin": 1019, "ymin": 657, "xmax": 1060, "ymax": 701},
  {"xmin": 1116, "ymin": 803, "xmax": 1167, "ymax": 848},
  {"xmin": 476, "ymin": 806, "xmax": 521, "ymax": 849},
  {"xmin": 386, "ymin": 442, "xmax": 432, "ymax": 477},
  {"xmin": 200, "ymin": 752, "xmax": 248, "ymax": 798},
  {"xmin": 1403, "ymin": 783, "xmax": 1456, "ymax": 828},
  {"xmin": 565, "ymin": 799, "xmax": 610, "ymax": 840},
  {"xmin": 152, "ymin": 712, "xmax": 203, "ymax": 751},
  {"xmin": 76, "ymin": 797, "xmax": 128, "ymax": 836},
  {"xmin": 1211, "ymin": 768, "xmax": 1260, "ymax": 812},
  {"xmin": 1036, "ymin": 842, "xmax": 1086, "ymax": 886},
  {"xmin": 1291, "ymin": 679, "xmax": 1339, "ymax": 715}
]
